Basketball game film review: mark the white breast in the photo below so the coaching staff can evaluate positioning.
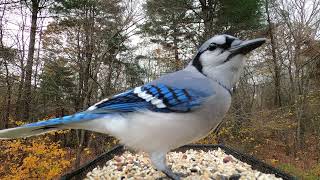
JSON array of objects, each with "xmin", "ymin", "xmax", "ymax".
[{"xmin": 102, "ymin": 82, "xmax": 231, "ymax": 153}]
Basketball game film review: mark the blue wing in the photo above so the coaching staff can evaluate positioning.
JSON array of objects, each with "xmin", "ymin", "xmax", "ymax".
[{"xmin": 89, "ymin": 83, "xmax": 212, "ymax": 113}]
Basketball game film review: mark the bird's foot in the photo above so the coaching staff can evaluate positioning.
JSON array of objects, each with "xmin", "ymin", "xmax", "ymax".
[
  {"xmin": 162, "ymin": 168, "xmax": 186, "ymax": 180},
  {"xmin": 150, "ymin": 152, "xmax": 185, "ymax": 180}
]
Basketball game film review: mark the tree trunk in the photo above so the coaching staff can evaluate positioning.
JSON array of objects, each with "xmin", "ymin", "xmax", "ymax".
[
  {"xmin": 172, "ymin": 28, "xmax": 180, "ymax": 70},
  {"xmin": 74, "ymin": 5, "xmax": 95, "ymax": 169},
  {"xmin": 15, "ymin": 4, "xmax": 27, "ymax": 120},
  {"xmin": 1, "ymin": 60, "xmax": 11, "ymax": 129},
  {"xmin": 0, "ymin": 2, "xmax": 10, "ymax": 129},
  {"xmin": 15, "ymin": 65, "xmax": 25, "ymax": 119},
  {"xmin": 74, "ymin": 129, "xmax": 85, "ymax": 168},
  {"xmin": 265, "ymin": 0, "xmax": 282, "ymax": 107},
  {"xmin": 199, "ymin": 0, "xmax": 217, "ymax": 41},
  {"xmin": 22, "ymin": 0, "xmax": 40, "ymax": 121}
]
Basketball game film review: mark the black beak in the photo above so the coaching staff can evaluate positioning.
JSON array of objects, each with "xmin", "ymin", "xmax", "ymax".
[{"xmin": 229, "ymin": 38, "xmax": 266, "ymax": 55}]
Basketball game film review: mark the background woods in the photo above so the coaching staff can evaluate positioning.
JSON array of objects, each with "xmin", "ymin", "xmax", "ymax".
[{"xmin": 0, "ymin": 0, "xmax": 320, "ymax": 179}]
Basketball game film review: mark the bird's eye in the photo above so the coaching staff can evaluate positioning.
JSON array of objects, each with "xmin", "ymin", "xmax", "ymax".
[{"xmin": 208, "ymin": 43, "xmax": 217, "ymax": 51}]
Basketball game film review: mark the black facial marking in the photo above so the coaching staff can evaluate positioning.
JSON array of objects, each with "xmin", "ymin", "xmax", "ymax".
[
  {"xmin": 208, "ymin": 43, "xmax": 217, "ymax": 51},
  {"xmin": 224, "ymin": 53, "xmax": 237, "ymax": 63},
  {"xmin": 220, "ymin": 36, "xmax": 235, "ymax": 49},
  {"xmin": 192, "ymin": 52, "xmax": 203, "ymax": 73},
  {"xmin": 192, "ymin": 36, "xmax": 236, "ymax": 74}
]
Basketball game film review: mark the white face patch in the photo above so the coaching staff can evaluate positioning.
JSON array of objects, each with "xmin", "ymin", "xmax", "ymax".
[
  {"xmin": 200, "ymin": 50, "xmax": 230, "ymax": 67},
  {"xmin": 212, "ymin": 35, "xmax": 226, "ymax": 45},
  {"xmin": 231, "ymin": 39, "xmax": 242, "ymax": 47}
]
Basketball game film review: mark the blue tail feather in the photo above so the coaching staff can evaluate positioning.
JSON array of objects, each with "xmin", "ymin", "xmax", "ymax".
[
  {"xmin": 0, "ymin": 112, "xmax": 109, "ymax": 139},
  {"xmin": 24, "ymin": 112, "xmax": 105, "ymax": 128}
]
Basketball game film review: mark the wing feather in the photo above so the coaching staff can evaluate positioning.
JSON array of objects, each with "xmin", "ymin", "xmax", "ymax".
[
  {"xmin": 88, "ymin": 70, "xmax": 215, "ymax": 113},
  {"xmin": 88, "ymin": 84, "xmax": 211, "ymax": 113}
]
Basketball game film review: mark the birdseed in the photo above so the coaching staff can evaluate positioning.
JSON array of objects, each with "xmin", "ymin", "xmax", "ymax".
[{"xmin": 85, "ymin": 148, "xmax": 282, "ymax": 180}]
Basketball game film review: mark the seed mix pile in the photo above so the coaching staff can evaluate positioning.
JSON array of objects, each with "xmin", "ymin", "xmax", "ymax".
[{"xmin": 85, "ymin": 148, "xmax": 282, "ymax": 180}]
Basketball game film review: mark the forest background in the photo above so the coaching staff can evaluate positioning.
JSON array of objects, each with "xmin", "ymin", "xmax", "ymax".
[{"xmin": 0, "ymin": 0, "xmax": 320, "ymax": 179}]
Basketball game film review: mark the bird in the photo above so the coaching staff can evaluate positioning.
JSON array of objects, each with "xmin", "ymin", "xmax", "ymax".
[{"xmin": 0, "ymin": 34, "xmax": 265, "ymax": 180}]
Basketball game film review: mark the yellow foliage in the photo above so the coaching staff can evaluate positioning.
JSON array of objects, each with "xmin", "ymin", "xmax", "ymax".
[
  {"xmin": 0, "ymin": 135, "xmax": 73, "ymax": 179},
  {"xmin": 14, "ymin": 121, "xmax": 26, "ymax": 126},
  {"xmin": 196, "ymin": 132, "xmax": 218, "ymax": 144},
  {"xmin": 269, "ymin": 158, "xmax": 279, "ymax": 166},
  {"xmin": 84, "ymin": 148, "xmax": 91, "ymax": 155}
]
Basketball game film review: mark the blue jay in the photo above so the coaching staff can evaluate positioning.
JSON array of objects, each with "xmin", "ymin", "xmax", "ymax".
[{"xmin": 0, "ymin": 34, "xmax": 265, "ymax": 180}]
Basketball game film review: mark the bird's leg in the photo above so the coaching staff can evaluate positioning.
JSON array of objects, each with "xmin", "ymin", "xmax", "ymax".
[{"xmin": 150, "ymin": 151, "xmax": 181, "ymax": 180}]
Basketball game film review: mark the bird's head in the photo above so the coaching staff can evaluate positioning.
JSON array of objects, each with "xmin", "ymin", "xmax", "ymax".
[{"xmin": 190, "ymin": 34, "xmax": 266, "ymax": 89}]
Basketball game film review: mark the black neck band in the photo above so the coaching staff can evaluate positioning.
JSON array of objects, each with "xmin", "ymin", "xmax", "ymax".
[
  {"xmin": 191, "ymin": 51, "xmax": 204, "ymax": 74},
  {"xmin": 213, "ymin": 79, "xmax": 232, "ymax": 96},
  {"xmin": 192, "ymin": 50, "xmax": 232, "ymax": 96}
]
